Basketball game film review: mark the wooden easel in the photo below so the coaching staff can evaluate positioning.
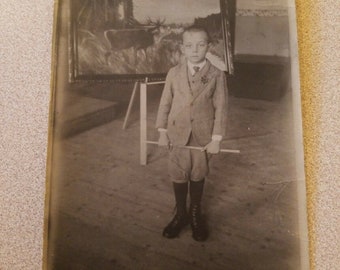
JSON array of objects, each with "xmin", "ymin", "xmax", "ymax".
[
  {"xmin": 139, "ymin": 78, "xmax": 167, "ymax": 165},
  {"xmin": 122, "ymin": 81, "xmax": 140, "ymax": 130},
  {"xmin": 123, "ymin": 78, "xmax": 240, "ymax": 166},
  {"xmin": 122, "ymin": 78, "xmax": 165, "ymax": 165}
]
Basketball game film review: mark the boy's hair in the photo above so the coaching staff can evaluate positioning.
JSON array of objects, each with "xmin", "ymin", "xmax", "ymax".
[{"xmin": 181, "ymin": 25, "xmax": 212, "ymax": 44}]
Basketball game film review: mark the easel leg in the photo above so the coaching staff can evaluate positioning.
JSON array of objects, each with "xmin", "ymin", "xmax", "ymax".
[
  {"xmin": 122, "ymin": 81, "xmax": 139, "ymax": 129},
  {"xmin": 140, "ymin": 83, "xmax": 147, "ymax": 165}
]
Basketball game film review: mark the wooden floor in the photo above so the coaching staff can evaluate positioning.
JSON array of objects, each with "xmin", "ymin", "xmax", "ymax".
[{"xmin": 47, "ymin": 83, "xmax": 302, "ymax": 270}]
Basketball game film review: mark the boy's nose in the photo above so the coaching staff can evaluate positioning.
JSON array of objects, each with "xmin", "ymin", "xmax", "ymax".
[{"xmin": 192, "ymin": 45, "xmax": 198, "ymax": 52}]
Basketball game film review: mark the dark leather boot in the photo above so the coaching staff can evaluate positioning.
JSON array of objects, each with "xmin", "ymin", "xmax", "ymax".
[
  {"xmin": 189, "ymin": 179, "xmax": 208, "ymax": 241},
  {"xmin": 189, "ymin": 204, "xmax": 208, "ymax": 241},
  {"xmin": 163, "ymin": 182, "xmax": 189, "ymax": 238},
  {"xmin": 162, "ymin": 212, "xmax": 189, "ymax": 238}
]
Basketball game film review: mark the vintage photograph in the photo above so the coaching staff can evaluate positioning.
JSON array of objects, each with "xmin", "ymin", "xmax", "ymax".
[{"xmin": 46, "ymin": 0, "xmax": 309, "ymax": 269}]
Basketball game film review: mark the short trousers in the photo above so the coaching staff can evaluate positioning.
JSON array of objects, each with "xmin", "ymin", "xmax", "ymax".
[{"xmin": 168, "ymin": 134, "xmax": 211, "ymax": 183}]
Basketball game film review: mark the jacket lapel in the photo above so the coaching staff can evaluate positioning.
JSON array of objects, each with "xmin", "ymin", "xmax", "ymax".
[
  {"xmin": 191, "ymin": 61, "xmax": 215, "ymax": 102},
  {"xmin": 178, "ymin": 62, "xmax": 193, "ymax": 100}
]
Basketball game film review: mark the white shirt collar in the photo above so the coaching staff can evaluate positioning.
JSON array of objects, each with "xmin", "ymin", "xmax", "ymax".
[{"xmin": 187, "ymin": 59, "xmax": 207, "ymax": 76}]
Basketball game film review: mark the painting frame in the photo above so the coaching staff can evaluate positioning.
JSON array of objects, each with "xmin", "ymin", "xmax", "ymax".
[{"xmin": 70, "ymin": 0, "xmax": 235, "ymax": 82}]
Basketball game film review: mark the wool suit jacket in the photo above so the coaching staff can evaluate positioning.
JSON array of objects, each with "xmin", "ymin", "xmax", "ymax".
[{"xmin": 156, "ymin": 60, "xmax": 228, "ymax": 147}]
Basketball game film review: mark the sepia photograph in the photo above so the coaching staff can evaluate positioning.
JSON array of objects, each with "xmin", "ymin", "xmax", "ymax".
[{"xmin": 46, "ymin": 0, "xmax": 310, "ymax": 269}]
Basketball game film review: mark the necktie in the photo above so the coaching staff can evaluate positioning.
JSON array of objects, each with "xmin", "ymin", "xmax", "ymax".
[{"xmin": 193, "ymin": 66, "xmax": 200, "ymax": 75}]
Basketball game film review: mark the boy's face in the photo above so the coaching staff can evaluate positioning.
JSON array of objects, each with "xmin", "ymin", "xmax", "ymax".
[{"xmin": 181, "ymin": 31, "xmax": 210, "ymax": 64}]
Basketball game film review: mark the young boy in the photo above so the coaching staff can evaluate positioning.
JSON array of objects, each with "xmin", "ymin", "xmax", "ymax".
[{"xmin": 156, "ymin": 25, "xmax": 228, "ymax": 241}]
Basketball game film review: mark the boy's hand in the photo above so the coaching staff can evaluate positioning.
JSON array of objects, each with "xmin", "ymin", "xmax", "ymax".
[
  {"xmin": 203, "ymin": 140, "xmax": 220, "ymax": 154},
  {"xmin": 158, "ymin": 130, "xmax": 170, "ymax": 147}
]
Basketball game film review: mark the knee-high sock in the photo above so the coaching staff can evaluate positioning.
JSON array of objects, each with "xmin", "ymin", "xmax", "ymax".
[
  {"xmin": 173, "ymin": 182, "xmax": 188, "ymax": 215},
  {"xmin": 189, "ymin": 179, "xmax": 205, "ymax": 206}
]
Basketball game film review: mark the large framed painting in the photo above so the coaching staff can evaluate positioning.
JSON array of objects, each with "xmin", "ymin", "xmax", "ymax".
[{"xmin": 70, "ymin": 0, "xmax": 234, "ymax": 82}]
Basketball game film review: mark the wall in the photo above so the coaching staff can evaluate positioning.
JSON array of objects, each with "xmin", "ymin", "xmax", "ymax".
[
  {"xmin": 235, "ymin": 15, "xmax": 290, "ymax": 57},
  {"xmin": 235, "ymin": 0, "xmax": 290, "ymax": 57}
]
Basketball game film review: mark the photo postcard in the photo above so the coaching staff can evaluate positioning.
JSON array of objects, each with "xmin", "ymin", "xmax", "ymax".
[{"xmin": 45, "ymin": 0, "xmax": 310, "ymax": 269}]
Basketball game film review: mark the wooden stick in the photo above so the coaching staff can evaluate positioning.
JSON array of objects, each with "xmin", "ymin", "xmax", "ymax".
[
  {"xmin": 122, "ymin": 81, "xmax": 139, "ymax": 129},
  {"xmin": 146, "ymin": 140, "xmax": 240, "ymax": 154}
]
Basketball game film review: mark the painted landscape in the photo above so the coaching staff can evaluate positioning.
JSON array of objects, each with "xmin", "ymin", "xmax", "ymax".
[{"xmin": 72, "ymin": 0, "xmax": 227, "ymax": 78}]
